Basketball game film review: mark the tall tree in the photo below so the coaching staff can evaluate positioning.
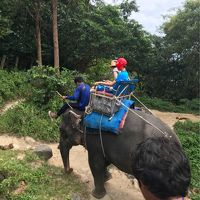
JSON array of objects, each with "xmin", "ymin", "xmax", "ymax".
[
  {"xmin": 51, "ymin": 0, "xmax": 60, "ymax": 74},
  {"xmin": 34, "ymin": 0, "xmax": 42, "ymax": 65},
  {"xmin": 143, "ymin": 0, "xmax": 200, "ymax": 100},
  {"xmin": 162, "ymin": 0, "xmax": 200, "ymax": 99}
]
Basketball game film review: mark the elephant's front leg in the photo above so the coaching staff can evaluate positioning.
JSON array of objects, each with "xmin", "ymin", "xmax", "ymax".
[
  {"xmin": 59, "ymin": 138, "xmax": 73, "ymax": 174},
  {"xmin": 88, "ymin": 153, "xmax": 107, "ymax": 199}
]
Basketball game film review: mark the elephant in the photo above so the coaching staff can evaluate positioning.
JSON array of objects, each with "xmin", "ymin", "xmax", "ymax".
[{"xmin": 59, "ymin": 108, "xmax": 180, "ymax": 199}]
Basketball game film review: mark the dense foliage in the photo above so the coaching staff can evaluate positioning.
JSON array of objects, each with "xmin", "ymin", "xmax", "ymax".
[
  {"xmin": 175, "ymin": 121, "xmax": 200, "ymax": 200},
  {"xmin": 0, "ymin": 150, "xmax": 89, "ymax": 199},
  {"xmin": 0, "ymin": 66, "xmax": 89, "ymax": 142},
  {"xmin": 0, "ymin": 67, "xmax": 199, "ymax": 143},
  {"xmin": 0, "ymin": 0, "xmax": 150, "ymax": 71},
  {"xmin": 0, "ymin": 70, "xmax": 30, "ymax": 108},
  {"xmin": 27, "ymin": 66, "xmax": 84, "ymax": 107},
  {"xmin": 163, "ymin": 0, "xmax": 199, "ymax": 100},
  {"xmin": 138, "ymin": 96, "xmax": 200, "ymax": 115},
  {"xmin": 144, "ymin": 0, "xmax": 200, "ymax": 100},
  {"xmin": 0, "ymin": 0, "xmax": 199, "ymax": 101},
  {"xmin": 0, "ymin": 102, "xmax": 60, "ymax": 142}
]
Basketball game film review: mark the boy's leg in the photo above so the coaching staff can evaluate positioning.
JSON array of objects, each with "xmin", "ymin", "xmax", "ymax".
[
  {"xmin": 49, "ymin": 103, "xmax": 79, "ymax": 121},
  {"xmin": 57, "ymin": 103, "xmax": 70, "ymax": 116},
  {"xmin": 48, "ymin": 103, "xmax": 69, "ymax": 120}
]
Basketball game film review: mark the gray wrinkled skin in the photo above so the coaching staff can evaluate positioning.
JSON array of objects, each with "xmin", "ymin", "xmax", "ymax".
[{"xmin": 59, "ymin": 109, "xmax": 179, "ymax": 199}]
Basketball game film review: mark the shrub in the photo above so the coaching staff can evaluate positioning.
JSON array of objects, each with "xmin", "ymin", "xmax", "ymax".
[
  {"xmin": 0, "ymin": 70, "xmax": 30, "ymax": 107},
  {"xmin": 175, "ymin": 121, "xmax": 200, "ymax": 200},
  {"xmin": 0, "ymin": 102, "xmax": 60, "ymax": 142},
  {"xmin": 27, "ymin": 66, "xmax": 89, "ymax": 110},
  {"xmin": 86, "ymin": 59, "xmax": 113, "ymax": 82}
]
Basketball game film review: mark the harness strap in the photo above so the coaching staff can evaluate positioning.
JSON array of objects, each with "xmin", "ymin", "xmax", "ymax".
[
  {"xmin": 131, "ymin": 93, "xmax": 152, "ymax": 114},
  {"xmin": 115, "ymin": 98, "xmax": 169, "ymax": 137},
  {"xmin": 99, "ymin": 114, "xmax": 106, "ymax": 157},
  {"xmin": 83, "ymin": 125, "xmax": 87, "ymax": 149}
]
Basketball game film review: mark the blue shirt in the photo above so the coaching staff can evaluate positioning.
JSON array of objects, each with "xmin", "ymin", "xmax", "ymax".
[
  {"xmin": 67, "ymin": 83, "xmax": 90, "ymax": 110},
  {"xmin": 113, "ymin": 71, "xmax": 129, "ymax": 91}
]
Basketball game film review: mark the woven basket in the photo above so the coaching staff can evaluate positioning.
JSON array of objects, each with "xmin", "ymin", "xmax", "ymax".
[{"xmin": 89, "ymin": 93, "xmax": 121, "ymax": 116}]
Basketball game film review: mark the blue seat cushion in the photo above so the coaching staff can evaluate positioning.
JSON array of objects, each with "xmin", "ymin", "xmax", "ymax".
[{"xmin": 84, "ymin": 99, "xmax": 134, "ymax": 134}]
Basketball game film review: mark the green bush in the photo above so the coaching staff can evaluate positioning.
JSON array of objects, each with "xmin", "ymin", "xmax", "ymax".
[
  {"xmin": 27, "ymin": 66, "xmax": 89, "ymax": 110},
  {"xmin": 178, "ymin": 99, "xmax": 200, "ymax": 113},
  {"xmin": 0, "ymin": 70, "xmax": 30, "ymax": 108},
  {"xmin": 86, "ymin": 59, "xmax": 113, "ymax": 82},
  {"xmin": 0, "ymin": 66, "xmax": 91, "ymax": 142},
  {"xmin": 175, "ymin": 121, "xmax": 200, "ymax": 200},
  {"xmin": 0, "ymin": 102, "xmax": 60, "ymax": 142}
]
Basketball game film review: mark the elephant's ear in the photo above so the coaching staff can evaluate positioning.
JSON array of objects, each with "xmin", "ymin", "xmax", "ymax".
[{"xmin": 69, "ymin": 110, "xmax": 82, "ymax": 128}]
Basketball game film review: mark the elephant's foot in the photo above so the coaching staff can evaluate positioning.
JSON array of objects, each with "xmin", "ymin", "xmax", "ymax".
[
  {"xmin": 64, "ymin": 168, "xmax": 73, "ymax": 174},
  {"xmin": 104, "ymin": 171, "xmax": 112, "ymax": 182},
  {"xmin": 92, "ymin": 188, "xmax": 106, "ymax": 199}
]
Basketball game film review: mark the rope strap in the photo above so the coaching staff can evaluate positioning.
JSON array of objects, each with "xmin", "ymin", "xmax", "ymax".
[
  {"xmin": 115, "ymin": 98, "xmax": 169, "ymax": 137},
  {"xmin": 99, "ymin": 114, "xmax": 106, "ymax": 157}
]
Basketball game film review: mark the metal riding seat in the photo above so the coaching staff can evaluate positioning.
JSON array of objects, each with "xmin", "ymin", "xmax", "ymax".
[{"xmin": 87, "ymin": 79, "xmax": 138, "ymax": 117}]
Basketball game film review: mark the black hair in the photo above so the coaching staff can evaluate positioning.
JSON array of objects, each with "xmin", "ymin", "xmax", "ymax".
[
  {"xmin": 132, "ymin": 137, "xmax": 191, "ymax": 199},
  {"xmin": 74, "ymin": 77, "xmax": 83, "ymax": 84}
]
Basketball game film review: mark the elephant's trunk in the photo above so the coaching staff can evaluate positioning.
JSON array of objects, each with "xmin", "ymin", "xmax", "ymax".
[{"xmin": 59, "ymin": 140, "xmax": 73, "ymax": 174}]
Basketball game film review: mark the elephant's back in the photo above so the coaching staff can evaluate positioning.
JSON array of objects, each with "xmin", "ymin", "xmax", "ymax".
[{"xmin": 123, "ymin": 109, "xmax": 176, "ymax": 138}]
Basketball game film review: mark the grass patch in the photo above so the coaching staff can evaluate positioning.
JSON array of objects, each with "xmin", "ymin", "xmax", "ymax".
[
  {"xmin": 175, "ymin": 121, "xmax": 200, "ymax": 200},
  {"xmin": 0, "ymin": 150, "xmax": 89, "ymax": 200},
  {"xmin": 0, "ymin": 102, "xmax": 60, "ymax": 142},
  {"xmin": 137, "ymin": 96, "xmax": 200, "ymax": 115}
]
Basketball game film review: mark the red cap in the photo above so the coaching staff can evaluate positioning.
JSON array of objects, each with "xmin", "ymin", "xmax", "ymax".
[{"xmin": 116, "ymin": 58, "xmax": 127, "ymax": 71}]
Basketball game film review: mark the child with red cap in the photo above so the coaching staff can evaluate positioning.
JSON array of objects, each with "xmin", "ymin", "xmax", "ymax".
[{"xmin": 94, "ymin": 57, "xmax": 129, "ymax": 92}]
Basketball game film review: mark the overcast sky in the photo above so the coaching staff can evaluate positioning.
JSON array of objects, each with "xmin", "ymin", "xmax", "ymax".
[{"xmin": 105, "ymin": 0, "xmax": 185, "ymax": 35}]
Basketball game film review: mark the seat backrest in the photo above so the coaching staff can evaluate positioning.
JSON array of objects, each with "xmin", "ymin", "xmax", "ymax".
[{"xmin": 113, "ymin": 79, "xmax": 138, "ymax": 97}]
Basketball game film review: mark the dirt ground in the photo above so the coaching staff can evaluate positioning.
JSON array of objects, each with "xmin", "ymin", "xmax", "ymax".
[
  {"xmin": 0, "ymin": 103, "xmax": 199, "ymax": 200},
  {"xmin": 151, "ymin": 109, "xmax": 200, "ymax": 128}
]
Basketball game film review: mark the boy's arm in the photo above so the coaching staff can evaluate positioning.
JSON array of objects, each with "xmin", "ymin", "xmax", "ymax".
[
  {"xmin": 94, "ymin": 80, "xmax": 115, "ymax": 86},
  {"xmin": 66, "ymin": 87, "xmax": 80, "ymax": 100}
]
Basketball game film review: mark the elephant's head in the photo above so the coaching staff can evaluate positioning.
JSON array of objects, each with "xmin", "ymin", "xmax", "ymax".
[
  {"xmin": 59, "ymin": 109, "xmax": 84, "ymax": 173},
  {"xmin": 60, "ymin": 109, "xmax": 83, "ymax": 146}
]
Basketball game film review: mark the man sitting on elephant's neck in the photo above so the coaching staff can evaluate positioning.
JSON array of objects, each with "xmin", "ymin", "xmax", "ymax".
[
  {"xmin": 132, "ymin": 137, "xmax": 191, "ymax": 200},
  {"xmin": 48, "ymin": 77, "xmax": 90, "ymax": 120}
]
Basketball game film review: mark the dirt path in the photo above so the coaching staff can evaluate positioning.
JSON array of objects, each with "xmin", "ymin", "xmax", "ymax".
[
  {"xmin": 0, "ymin": 101, "xmax": 199, "ymax": 200},
  {"xmin": 151, "ymin": 109, "xmax": 200, "ymax": 128},
  {"xmin": 0, "ymin": 99, "xmax": 24, "ymax": 114}
]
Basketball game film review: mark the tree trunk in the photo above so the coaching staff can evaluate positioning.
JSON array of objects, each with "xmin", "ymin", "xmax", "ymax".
[
  {"xmin": 15, "ymin": 56, "xmax": 19, "ymax": 68},
  {"xmin": 0, "ymin": 55, "xmax": 7, "ymax": 69},
  {"xmin": 35, "ymin": 1, "xmax": 42, "ymax": 66},
  {"xmin": 30, "ymin": 58, "xmax": 34, "ymax": 67},
  {"xmin": 51, "ymin": 0, "xmax": 60, "ymax": 75}
]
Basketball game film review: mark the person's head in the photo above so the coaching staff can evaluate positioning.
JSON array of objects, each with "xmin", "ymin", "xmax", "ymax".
[
  {"xmin": 132, "ymin": 137, "xmax": 191, "ymax": 200},
  {"xmin": 74, "ymin": 77, "xmax": 83, "ymax": 85},
  {"xmin": 116, "ymin": 57, "xmax": 127, "ymax": 71},
  {"xmin": 110, "ymin": 60, "xmax": 117, "ymax": 68}
]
